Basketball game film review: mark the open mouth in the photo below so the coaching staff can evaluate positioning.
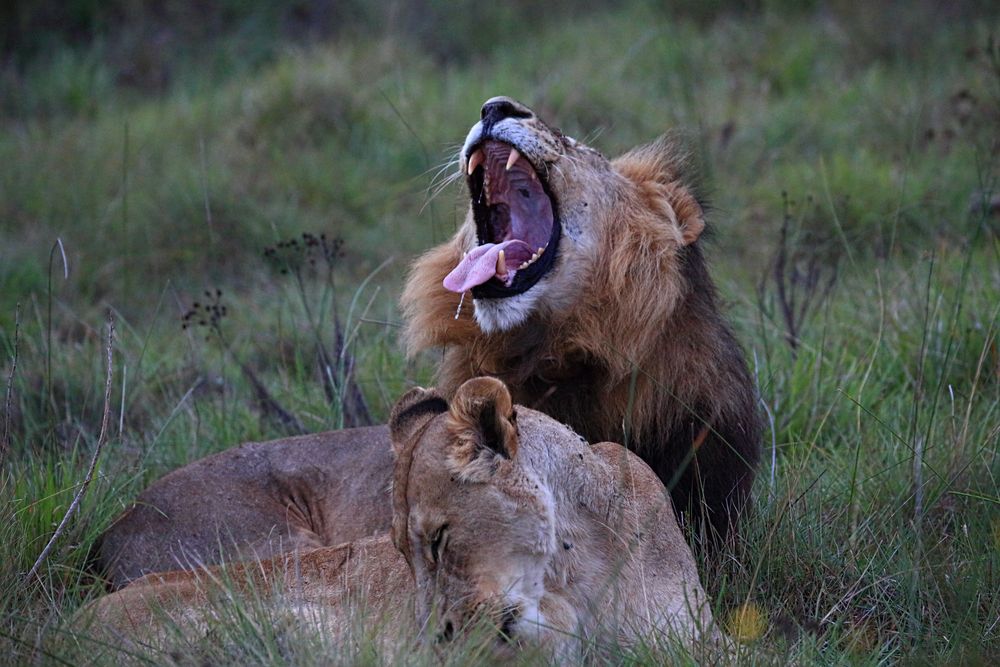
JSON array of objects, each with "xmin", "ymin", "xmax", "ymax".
[{"xmin": 443, "ymin": 139, "xmax": 560, "ymax": 299}]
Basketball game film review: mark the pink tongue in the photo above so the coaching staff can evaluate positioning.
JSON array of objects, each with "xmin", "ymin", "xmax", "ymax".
[{"xmin": 443, "ymin": 241, "xmax": 524, "ymax": 293}]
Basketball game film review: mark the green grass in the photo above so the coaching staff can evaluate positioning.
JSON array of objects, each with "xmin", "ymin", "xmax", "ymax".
[{"xmin": 2, "ymin": 2, "xmax": 999, "ymax": 664}]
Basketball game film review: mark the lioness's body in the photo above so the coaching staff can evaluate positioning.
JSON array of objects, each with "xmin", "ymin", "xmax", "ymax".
[
  {"xmin": 100, "ymin": 426, "xmax": 392, "ymax": 588},
  {"xmin": 82, "ymin": 380, "xmax": 717, "ymax": 659},
  {"xmin": 77, "ymin": 534, "xmax": 408, "ymax": 655}
]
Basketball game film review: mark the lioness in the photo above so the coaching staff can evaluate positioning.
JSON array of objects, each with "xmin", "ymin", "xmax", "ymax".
[
  {"xmin": 391, "ymin": 377, "xmax": 717, "ymax": 655},
  {"xmin": 98, "ymin": 97, "xmax": 760, "ymax": 587},
  {"xmin": 79, "ymin": 378, "xmax": 716, "ymax": 659}
]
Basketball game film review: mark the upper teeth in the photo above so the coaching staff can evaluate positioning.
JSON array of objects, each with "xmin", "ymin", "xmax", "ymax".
[
  {"xmin": 505, "ymin": 148, "xmax": 521, "ymax": 171},
  {"xmin": 467, "ymin": 148, "xmax": 485, "ymax": 176},
  {"xmin": 465, "ymin": 146, "xmax": 527, "ymax": 176}
]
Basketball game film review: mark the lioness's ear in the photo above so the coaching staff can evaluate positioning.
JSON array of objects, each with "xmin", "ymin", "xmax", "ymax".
[
  {"xmin": 446, "ymin": 377, "xmax": 518, "ymax": 474},
  {"xmin": 389, "ymin": 387, "xmax": 448, "ymax": 456}
]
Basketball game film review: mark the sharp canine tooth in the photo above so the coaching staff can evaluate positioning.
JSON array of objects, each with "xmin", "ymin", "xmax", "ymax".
[
  {"xmin": 467, "ymin": 149, "xmax": 484, "ymax": 176},
  {"xmin": 497, "ymin": 249, "xmax": 506, "ymax": 276},
  {"xmin": 505, "ymin": 148, "xmax": 521, "ymax": 171}
]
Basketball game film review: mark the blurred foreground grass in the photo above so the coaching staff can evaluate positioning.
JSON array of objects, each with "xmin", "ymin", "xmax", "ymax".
[{"xmin": 1, "ymin": 1, "xmax": 999, "ymax": 664}]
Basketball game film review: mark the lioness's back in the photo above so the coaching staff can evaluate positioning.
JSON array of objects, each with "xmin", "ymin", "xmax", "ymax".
[{"xmin": 99, "ymin": 425, "xmax": 394, "ymax": 588}]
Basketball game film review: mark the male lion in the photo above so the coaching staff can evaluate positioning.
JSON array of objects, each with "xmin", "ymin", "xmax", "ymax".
[
  {"xmin": 79, "ymin": 378, "xmax": 717, "ymax": 660},
  {"xmin": 406, "ymin": 96, "xmax": 762, "ymax": 539},
  {"xmin": 98, "ymin": 97, "xmax": 760, "ymax": 587}
]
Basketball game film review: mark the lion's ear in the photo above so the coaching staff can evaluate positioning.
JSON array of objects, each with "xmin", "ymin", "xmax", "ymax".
[
  {"xmin": 389, "ymin": 387, "xmax": 449, "ymax": 456},
  {"xmin": 613, "ymin": 136, "xmax": 705, "ymax": 246},
  {"xmin": 666, "ymin": 181, "xmax": 705, "ymax": 245},
  {"xmin": 446, "ymin": 377, "xmax": 518, "ymax": 474}
]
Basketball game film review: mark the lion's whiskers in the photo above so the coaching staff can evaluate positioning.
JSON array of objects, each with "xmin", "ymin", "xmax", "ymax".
[
  {"xmin": 558, "ymin": 151, "xmax": 586, "ymax": 169},
  {"xmin": 421, "ymin": 150, "xmax": 466, "ymax": 213}
]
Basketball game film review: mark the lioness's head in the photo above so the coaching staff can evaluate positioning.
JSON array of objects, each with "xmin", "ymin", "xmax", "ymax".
[
  {"xmin": 389, "ymin": 377, "xmax": 563, "ymax": 649},
  {"xmin": 389, "ymin": 377, "xmax": 722, "ymax": 655},
  {"xmin": 444, "ymin": 96, "xmax": 706, "ymax": 333}
]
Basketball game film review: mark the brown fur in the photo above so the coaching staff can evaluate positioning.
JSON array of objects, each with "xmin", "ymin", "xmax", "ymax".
[{"xmin": 97, "ymin": 426, "xmax": 394, "ymax": 589}]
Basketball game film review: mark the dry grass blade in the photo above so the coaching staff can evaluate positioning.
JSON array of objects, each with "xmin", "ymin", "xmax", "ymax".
[{"xmin": 24, "ymin": 311, "xmax": 115, "ymax": 585}]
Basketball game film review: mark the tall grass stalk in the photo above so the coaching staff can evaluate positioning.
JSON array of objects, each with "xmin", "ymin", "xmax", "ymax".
[
  {"xmin": 26, "ymin": 313, "xmax": 114, "ymax": 584},
  {"xmin": 2, "ymin": 302, "xmax": 20, "ymax": 457},
  {"xmin": 45, "ymin": 238, "xmax": 68, "ymax": 422}
]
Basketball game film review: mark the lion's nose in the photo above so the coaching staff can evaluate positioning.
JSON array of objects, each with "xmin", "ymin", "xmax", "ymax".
[{"xmin": 481, "ymin": 97, "xmax": 529, "ymax": 126}]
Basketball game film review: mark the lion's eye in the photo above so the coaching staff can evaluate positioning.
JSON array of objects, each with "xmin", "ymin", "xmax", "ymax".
[{"xmin": 429, "ymin": 524, "xmax": 449, "ymax": 563}]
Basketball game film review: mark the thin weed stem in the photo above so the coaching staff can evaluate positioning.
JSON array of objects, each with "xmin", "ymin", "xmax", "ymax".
[
  {"xmin": 121, "ymin": 122, "xmax": 130, "ymax": 307},
  {"xmin": 45, "ymin": 238, "xmax": 68, "ymax": 422},
  {"xmin": 25, "ymin": 312, "xmax": 114, "ymax": 585},
  {"xmin": 2, "ymin": 302, "xmax": 20, "ymax": 458}
]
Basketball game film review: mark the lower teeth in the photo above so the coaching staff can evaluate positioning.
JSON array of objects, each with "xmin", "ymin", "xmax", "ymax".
[{"xmin": 518, "ymin": 246, "xmax": 547, "ymax": 270}]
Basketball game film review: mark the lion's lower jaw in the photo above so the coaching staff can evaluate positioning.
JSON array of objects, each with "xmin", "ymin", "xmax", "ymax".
[{"xmin": 473, "ymin": 292, "xmax": 540, "ymax": 333}]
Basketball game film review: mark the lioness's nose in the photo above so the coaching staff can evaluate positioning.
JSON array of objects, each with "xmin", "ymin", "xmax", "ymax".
[{"xmin": 481, "ymin": 96, "xmax": 529, "ymax": 125}]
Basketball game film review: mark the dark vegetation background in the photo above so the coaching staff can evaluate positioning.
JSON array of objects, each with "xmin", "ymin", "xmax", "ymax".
[{"xmin": 1, "ymin": 1, "xmax": 998, "ymax": 664}]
